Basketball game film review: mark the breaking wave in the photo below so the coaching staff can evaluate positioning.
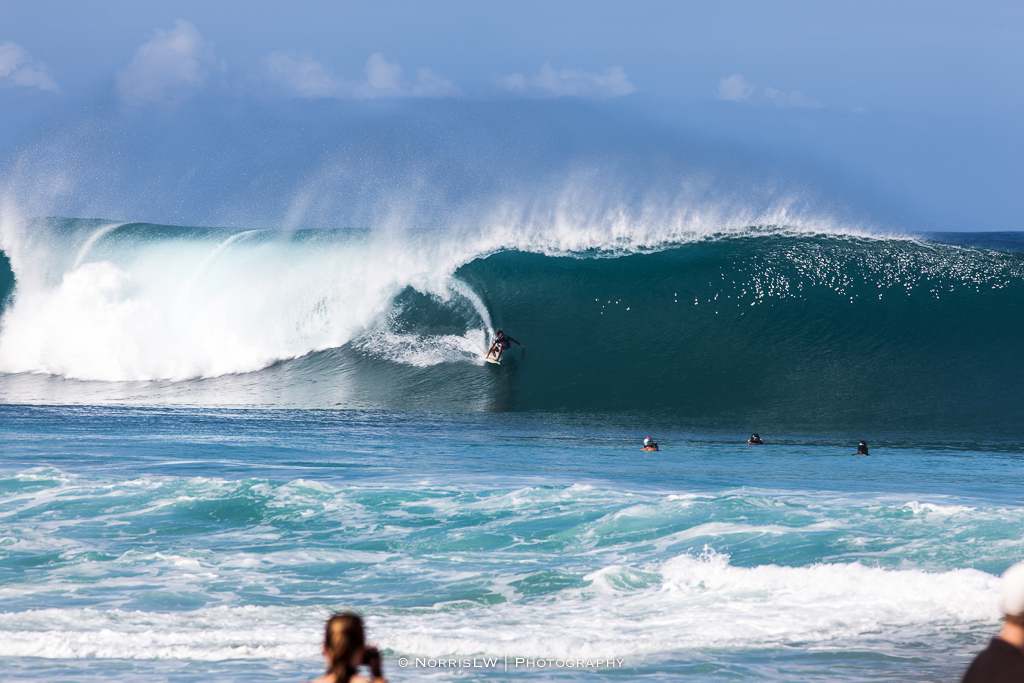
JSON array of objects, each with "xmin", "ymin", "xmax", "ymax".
[{"xmin": 0, "ymin": 217, "xmax": 1021, "ymax": 425}]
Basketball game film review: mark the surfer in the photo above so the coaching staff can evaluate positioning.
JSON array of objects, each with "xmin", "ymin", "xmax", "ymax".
[
  {"xmin": 486, "ymin": 330, "xmax": 523, "ymax": 362},
  {"xmin": 961, "ymin": 561, "xmax": 1024, "ymax": 682},
  {"xmin": 641, "ymin": 436, "xmax": 659, "ymax": 451},
  {"xmin": 747, "ymin": 434, "xmax": 764, "ymax": 445},
  {"xmin": 854, "ymin": 441, "xmax": 869, "ymax": 456},
  {"xmin": 309, "ymin": 612, "xmax": 386, "ymax": 683}
]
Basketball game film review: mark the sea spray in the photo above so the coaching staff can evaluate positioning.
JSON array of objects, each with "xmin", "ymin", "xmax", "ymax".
[{"xmin": 0, "ymin": 220, "xmax": 493, "ymax": 380}]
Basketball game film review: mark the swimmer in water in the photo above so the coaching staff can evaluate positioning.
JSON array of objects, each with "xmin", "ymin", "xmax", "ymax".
[
  {"xmin": 641, "ymin": 436, "xmax": 659, "ymax": 451},
  {"xmin": 486, "ymin": 329, "xmax": 523, "ymax": 362},
  {"xmin": 854, "ymin": 441, "xmax": 869, "ymax": 456},
  {"xmin": 748, "ymin": 434, "xmax": 764, "ymax": 445}
]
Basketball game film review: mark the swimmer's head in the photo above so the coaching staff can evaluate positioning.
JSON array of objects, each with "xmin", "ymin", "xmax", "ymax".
[
  {"xmin": 324, "ymin": 612, "xmax": 365, "ymax": 676},
  {"xmin": 1001, "ymin": 562, "xmax": 1024, "ymax": 621},
  {"xmin": 643, "ymin": 436, "xmax": 654, "ymax": 447},
  {"xmin": 751, "ymin": 434, "xmax": 760, "ymax": 440},
  {"xmin": 857, "ymin": 441, "xmax": 869, "ymax": 454}
]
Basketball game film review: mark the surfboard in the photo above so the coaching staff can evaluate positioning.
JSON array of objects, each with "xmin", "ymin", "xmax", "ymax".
[{"xmin": 485, "ymin": 356, "xmax": 500, "ymax": 365}]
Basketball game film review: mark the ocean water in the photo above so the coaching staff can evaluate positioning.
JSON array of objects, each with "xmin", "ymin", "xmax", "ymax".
[{"xmin": 1, "ymin": 218, "xmax": 1023, "ymax": 682}]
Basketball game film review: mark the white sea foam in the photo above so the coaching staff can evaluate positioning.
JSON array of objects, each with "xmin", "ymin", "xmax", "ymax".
[
  {"xmin": 0, "ymin": 216, "xmax": 493, "ymax": 380},
  {"xmin": 904, "ymin": 500, "xmax": 978, "ymax": 516},
  {"xmin": 376, "ymin": 554, "xmax": 1002, "ymax": 661},
  {"xmin": 0, "ymin": 554, "xmax": 1002, "ymax": 661},
  {"xmin": 0, "ymin": 605, "xmax": 324, "ymax": 660},
  {"xmin": 354, "ymin": 329, "xmax": 487, "ymax": 367}
]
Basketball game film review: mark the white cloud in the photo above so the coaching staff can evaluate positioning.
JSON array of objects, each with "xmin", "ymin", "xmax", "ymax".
[
  {"xmin": 764, "ymin": 87, "xmax": 822, "ymax": 108},
  {"xmin": 267, "ymin": 51, "xmax": 459, "ymax": 99},
  {"xmin": 362, "ymin": 52, "xmax": 402, "ymax": 92},
  {"xmin": 116, "ymin": 20, "xmax": 216, "ymax": 103},
  {"xmin": 503, "ymin": 63, "xmax": 635, "ymax": 98},
  {"xmin": 717, "ymin": 73, "xmax": 753, "ymax": 102},
  {"xmin": 266, "ymin": 51, "xmax": 347, "ymax": 98},
  {"xmin": 0, "ymin": 41, "xmax": 59, "ymax": 92},
  {"xmin": 411, "ymin": 67, "xmax": 460, "ymax": 98},
  {"xmin": 503, "ymin": 73, "xmax": 527, "ymax": 92}
]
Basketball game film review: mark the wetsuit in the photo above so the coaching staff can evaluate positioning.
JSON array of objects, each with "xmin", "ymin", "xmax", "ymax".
[{"xmin": 962, "ymin": 638, "xmax": 1024, "ymax": 683}]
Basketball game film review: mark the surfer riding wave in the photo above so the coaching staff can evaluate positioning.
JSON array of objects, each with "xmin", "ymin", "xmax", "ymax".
[{"xmin": 486, "ymin": 330, "xmax": 523, "ymax": 363}]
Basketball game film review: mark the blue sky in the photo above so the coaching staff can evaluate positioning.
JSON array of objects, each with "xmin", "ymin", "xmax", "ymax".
[{"xmin": 1, "ymin": 0, "xmax": 1021, "ymax": 231}]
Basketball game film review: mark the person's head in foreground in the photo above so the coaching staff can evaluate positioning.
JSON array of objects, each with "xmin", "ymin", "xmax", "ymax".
[
  {"xmin": 748, "ymin": 434, "xmax": 763, "ymax": 445},
  {"xmin": 960, "ymin": 561, "xmax": 1024, "ymax": 682},
  {"xmin": 313, "ymin": 612, "xmax": 385, "ymax": 683},
  {"xmin": 1002, "ymin": 562, "xmax": 1024, "ymax": 629},
  {"xmin": 856, "ymin": 441, "xmax": 869, "ymax": 455}
]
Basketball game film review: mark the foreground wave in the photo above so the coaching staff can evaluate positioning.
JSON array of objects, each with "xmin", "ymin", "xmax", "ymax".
[
  {"xmin": 0, "ymin": 219, "xmax": 1022, "ymax": 426},
  {"xmin": 0, "ymin": 468, "xmax": 1009, "ymax": 663}
]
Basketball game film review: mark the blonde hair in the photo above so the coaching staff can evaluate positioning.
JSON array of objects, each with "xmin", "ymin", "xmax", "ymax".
[{"xmin": 324, "ymin": 612, "xmax": 366, "ymax": 683}]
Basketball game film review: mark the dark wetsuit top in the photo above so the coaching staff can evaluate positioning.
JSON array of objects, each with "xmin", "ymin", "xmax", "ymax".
[
  {"xmin": 962, "ymin": 638, "xmax": 1024, "ymax": 683},
  {"xmin": 493, "ymin": 336, "xmax": 511, "ymax": 350}
]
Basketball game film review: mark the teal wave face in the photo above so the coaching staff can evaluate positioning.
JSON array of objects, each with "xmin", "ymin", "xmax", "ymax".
[
  {"xmin": 0, "ymin": 251, "xmax": 12, "ymax": 307},
  {"xmin": 451, "ymin": 236, "xmax": 1024, "ymax": 425}
]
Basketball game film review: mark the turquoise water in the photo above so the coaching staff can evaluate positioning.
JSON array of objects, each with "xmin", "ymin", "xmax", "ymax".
[
  {"xmin": 1, "ymin": 222, "xmax": 1023, "ymax": 680},
  {"xmin": 1, "ymin": 406, "xmax": 1022, "ymax": 681}
]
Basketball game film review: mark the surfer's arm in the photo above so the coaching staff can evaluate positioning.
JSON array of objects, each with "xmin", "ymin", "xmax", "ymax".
[{"xmin": 509, "ymin": 337, "xmax": 523, "ymax": 348}]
